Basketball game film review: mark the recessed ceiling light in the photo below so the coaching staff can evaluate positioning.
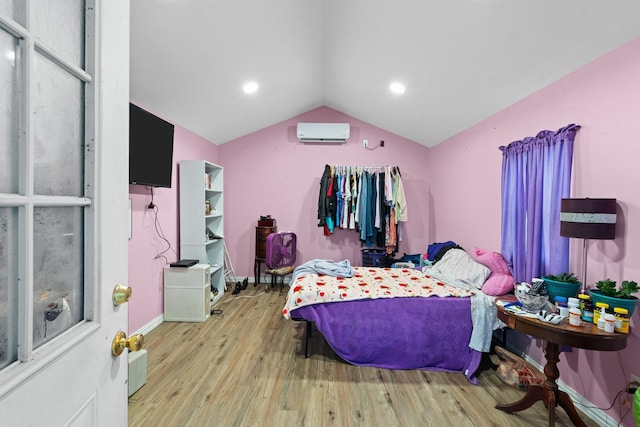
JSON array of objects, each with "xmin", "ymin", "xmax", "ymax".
[
  {"xmin": 389, "ymin": 82, "xmax": 406, "ymax": 95},
  {"xmin": 243, "ymin": 81, "xmax": 259, "ymax": 94}
]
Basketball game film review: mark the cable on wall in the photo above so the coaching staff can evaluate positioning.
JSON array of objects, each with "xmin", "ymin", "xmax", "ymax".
[{"xmin": 146, "ymin": 186, "xmax": 177, "ymax": 263}]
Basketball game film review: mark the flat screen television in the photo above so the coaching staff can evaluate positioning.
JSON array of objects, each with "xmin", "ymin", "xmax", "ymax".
[{"xmin": 129, "ymin": 103, "xmax": 175, "ymax": 188}]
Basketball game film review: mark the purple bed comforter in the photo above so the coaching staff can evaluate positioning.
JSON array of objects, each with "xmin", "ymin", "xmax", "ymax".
[{"xmin": 290, "ymin": 296, "xmax": 483, "ymax": 384}]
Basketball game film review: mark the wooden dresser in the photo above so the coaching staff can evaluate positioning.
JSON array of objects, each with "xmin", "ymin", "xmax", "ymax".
[{"xmin": 254, "ymin": 217, "xmax": 276, "ymax": 286}]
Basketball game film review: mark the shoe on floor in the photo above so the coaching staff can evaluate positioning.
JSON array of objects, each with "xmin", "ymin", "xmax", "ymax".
[{"xmin": 232, "ymin": 282, "xmax": 242, "ymax": 295}]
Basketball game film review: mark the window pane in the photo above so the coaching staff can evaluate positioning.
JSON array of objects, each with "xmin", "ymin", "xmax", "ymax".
[
  {"xmin": 0, "ymin": 207, "xmax": 19, "ymax": 368},
  {"xmin": 0, "ymin": 29, "xmax": 20, "ymax": 194},
  {"xmin": 0, "ymin": 1, "xmax": 24, "ymax": 26},
  {"xmin": 29, "ymin": 0, "xmax": 84, "ymax": 67},
  {"xmin": 33, "ymin": 207, "xmax": 84, "ymax": 348},
  {"xmin": 33, "ymin": 52, "xmax": 84, "ymax": 197}
]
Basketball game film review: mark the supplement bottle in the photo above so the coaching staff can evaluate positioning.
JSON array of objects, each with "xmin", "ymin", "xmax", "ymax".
[
  {"xmin": 594, "ymin": 302, "xmax": 609, "ymax": 329},
  {"xmin": 578, "ymin": 293, "xmax": 593, "ymax": 322},
  {"xmin": 555, "ymin": 296, "xmax": 569, "ymax": 317},
  {"xmin": 603, "ymin": 313, "xmax": 616, "ymax": 333},
  {"xmin": 613, "ymin": 307, "xmax": 629, "ymax": 333}
]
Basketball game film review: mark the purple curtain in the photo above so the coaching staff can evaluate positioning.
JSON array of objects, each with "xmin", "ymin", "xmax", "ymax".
[{"xmin": 499, "ymin": 124, "xmax": 579, "ymax": 283}]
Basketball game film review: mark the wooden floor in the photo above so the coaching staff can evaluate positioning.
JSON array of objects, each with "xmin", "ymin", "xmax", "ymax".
[{"xmin": 128, "ymin": 285, "xmax": 599, "ymax": 427}]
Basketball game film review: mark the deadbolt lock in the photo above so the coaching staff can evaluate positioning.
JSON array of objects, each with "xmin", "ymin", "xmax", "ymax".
[{"xmin": 112, "ymin": 284, "xmax": 132, "ymax": 306}]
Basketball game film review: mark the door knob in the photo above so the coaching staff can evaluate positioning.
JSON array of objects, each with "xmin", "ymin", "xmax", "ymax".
[
  {"xmin": 111, "ymin": 331, "xmax": 144, "ymax": 357},
  {"xmin": 112, "ymin": 284, "xmax": 132, "ymax": 306}
]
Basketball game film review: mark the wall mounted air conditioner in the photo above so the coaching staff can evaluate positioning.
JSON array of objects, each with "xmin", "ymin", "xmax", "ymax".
[{"xmin": 297, "ymin": 123, "xmax": 350, "ymax": 143}]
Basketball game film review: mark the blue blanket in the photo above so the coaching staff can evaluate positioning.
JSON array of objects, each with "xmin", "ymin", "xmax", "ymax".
[{"xmin": 289, "ymin": 258, "xmax": 355, "ymax": 285}]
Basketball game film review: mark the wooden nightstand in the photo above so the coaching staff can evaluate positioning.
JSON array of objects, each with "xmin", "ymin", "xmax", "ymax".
[{"xmin": 494, "ymin": 296, "xmax": 628, "ymax": 427}]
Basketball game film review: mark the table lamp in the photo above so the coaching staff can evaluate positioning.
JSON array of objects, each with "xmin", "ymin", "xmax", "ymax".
[{"xmin": 560, "ymin": 198, "xmax": 617, "ymax": 293}]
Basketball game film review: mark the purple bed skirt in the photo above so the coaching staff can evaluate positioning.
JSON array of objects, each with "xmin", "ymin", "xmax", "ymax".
[{"xmin": 290, "ymin": 296, "xmax": 483, "ymax": 384}]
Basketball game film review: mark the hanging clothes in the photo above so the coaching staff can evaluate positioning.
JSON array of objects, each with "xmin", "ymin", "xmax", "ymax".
[
  {"xmin": 336, "ymin": 170, "xmax": 343, "ymax": 229},
  {"xmin": 326, "ymin": 170, "xmax": 338, "ymax": 235},
  {"xmin": 349, "ymin": 168, "xmax": 357, "ymax": 229},
  {"xmin": 354, "ymin": 167, "xmax": 363, "ymax": 229},
  {"xmin": 316, "ymin": 164, "xmax": 405, "ymax": 255},
  {"xmin": 343, "ymin": 167, "xmax": 351, "ymax": 228},
  {"xmin": 387, "ymin": 209, "xmax": 397, "ymax": 255},
  {"xmin": 376, "ymin": 170, "xmax": 387, "ymax": 248},
  {"xmin": 392, "ymin": 166, "xmax": 408, "ymax": 222},
  {"xmin": 317, "ymin": 165, "xmax": 338, "ymax": 235},
  {"xmin": 374, "ymin": 172, "xmax": 381, "ymax": 229},
  {"xmin": 361, "ymin": 171, "xmax": 377, "ymax": 247},
  {"xmin": 358, "ymin": 170, "xmax": 370, "ymax": 243},
  {"xmin": 317, "ymin": 164, "xmax": 332, "ymax": 227}
]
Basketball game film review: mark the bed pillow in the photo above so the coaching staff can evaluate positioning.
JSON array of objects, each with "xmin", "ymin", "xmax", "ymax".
[
  {"xmin": 470, "ymin": 247, "xmax": 515, "ymax": 296},
  {"xmin": 423, "ymin": 248, "xmax": 490, "ymax": 289}
]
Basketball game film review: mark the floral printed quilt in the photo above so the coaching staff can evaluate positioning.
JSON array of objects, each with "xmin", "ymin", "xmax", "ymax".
[{"xmin": 282, "ymin": 266, "xmax": 474, "ymax": 319}]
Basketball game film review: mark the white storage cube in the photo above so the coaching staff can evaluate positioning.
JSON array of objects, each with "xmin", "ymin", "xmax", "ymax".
[{"xmin": 164, "ymin": 264, "xmax": 211, "ymax": 322}]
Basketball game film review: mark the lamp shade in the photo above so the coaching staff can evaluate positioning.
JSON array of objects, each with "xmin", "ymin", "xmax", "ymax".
[{"xmin": 560, "ymin": 198, "xmax": 616, "ymax": 239}]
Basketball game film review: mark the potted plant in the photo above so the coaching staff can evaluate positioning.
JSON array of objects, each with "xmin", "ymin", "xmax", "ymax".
[
  {"xmin": 590, "ymin": 278, "xmax": 639, "ymax": 316},
  {"xmin": 542, "ymin": 272, "xmax": 581, "ymax": 302}
]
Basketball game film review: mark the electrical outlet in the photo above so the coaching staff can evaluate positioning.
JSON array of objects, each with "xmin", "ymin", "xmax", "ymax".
[{"xmin": 363, "ymin": 139, "xmax": 368, "ymax": 148}]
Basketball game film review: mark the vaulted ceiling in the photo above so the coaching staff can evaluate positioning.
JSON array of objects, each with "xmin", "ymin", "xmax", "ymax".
[{"xmin": 130, "ymin": 1, "xmax": 640, "ymax": 147}]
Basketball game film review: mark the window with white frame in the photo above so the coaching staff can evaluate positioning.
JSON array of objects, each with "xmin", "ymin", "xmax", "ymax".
[{"xmin": 0, "ymin": 0, "xmax": 94, "ymax": 370}]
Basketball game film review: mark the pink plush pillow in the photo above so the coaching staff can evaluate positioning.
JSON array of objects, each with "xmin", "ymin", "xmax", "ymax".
[
  {"xmin": 471, "ymin": 247, "xmax": 515, "ymax": 296},
  {"xmin": 481, "ymin": 274, "xmax": 515, "ymax": 296}
]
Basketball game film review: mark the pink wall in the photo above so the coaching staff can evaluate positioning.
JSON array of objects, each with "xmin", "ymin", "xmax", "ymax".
[
  {"xmin": 127, "ymin": 35, "xmax": 640, "ymax": 424},
  {"xmin": 128, "ymin": 104, "xmax": 219, "ymax": 333},
  {"xmin": 219, "ymin": 106, "xmax": 431, "ymax": 281},
  {"xmin": 429, "ymin": 36, "xmax": 640, "ymax": 425}
]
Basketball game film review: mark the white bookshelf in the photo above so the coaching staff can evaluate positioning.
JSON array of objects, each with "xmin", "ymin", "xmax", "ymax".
[{"xmin": 178, "ymin": 160, "xmax": 224, "ymax": 309}]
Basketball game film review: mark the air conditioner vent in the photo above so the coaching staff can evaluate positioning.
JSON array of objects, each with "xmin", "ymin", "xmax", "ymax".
[{"xmin": 297, "ymin": 123, "xmax": 350, "ymax": 143}]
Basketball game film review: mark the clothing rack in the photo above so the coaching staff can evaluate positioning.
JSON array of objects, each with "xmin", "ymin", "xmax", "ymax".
[
  {"xmin": 318, "ymin": 164, "xmax": 407, "ymax": 253},
  {"xmin": 330, "ymin": 165, "xmax": 401, "ymax": 175},
  {"xmin": 332, "ymin": 165, "xmax": 390, "ymax": 170}
]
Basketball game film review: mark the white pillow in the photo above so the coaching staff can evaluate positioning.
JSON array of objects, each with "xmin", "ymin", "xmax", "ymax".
[{"xmin": 423, "ymin": 248, "xmax": 490, "ymax": 289}]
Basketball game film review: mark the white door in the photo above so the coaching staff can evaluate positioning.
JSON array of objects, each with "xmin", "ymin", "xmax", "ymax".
[{"xmin": 0, "ymin": 1, "xmax": 131, "ymax": 425}]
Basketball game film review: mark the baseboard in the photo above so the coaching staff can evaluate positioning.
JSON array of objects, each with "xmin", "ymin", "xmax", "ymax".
[{"xmin": 132, "ymin": 314, "xmax": 164, "ymax": 336}]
